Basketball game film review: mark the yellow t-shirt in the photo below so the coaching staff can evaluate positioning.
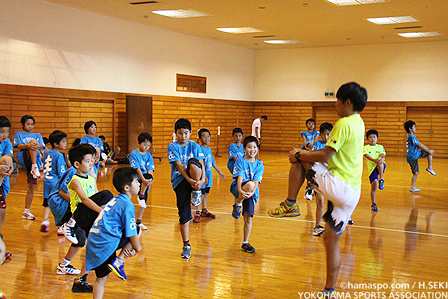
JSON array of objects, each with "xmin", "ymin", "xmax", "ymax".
[
  {"xmin": 363, "ymin": 144, "xmax": 386, "ymax": 175},
  {"xmin": 69, "ymin": 174, "xmax": 96, "ymax": 213},
  {"xmin": 326, "ymin": 113, "xmax": 365, "ymax": 190}
]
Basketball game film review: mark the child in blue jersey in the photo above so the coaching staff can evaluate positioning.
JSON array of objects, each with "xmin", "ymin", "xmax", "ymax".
[
  {"xmin": 40, "ymin": 130, "xmax": 68, "ymax": 233},
  {"xmin": 129, "ymin": 132, "xmax": 154, "ymax": 230},
  {"xmin": 301, "ymin": 118, "xmax": 320, "ymax": 150},
  {"xmin": 230, "ymin": 136, "xmax": 264, "ymax": 253},
  {"xmin": 193, "ymin": 128, "xmax": 226, "ymax": 223},
  {"xmin": 167, "ymin": 118, "xmax": 205, "ymax": 259},
  {"xmin": 80, "ymin": 120, "xmax": 103, "ymax": 177},
  {"xmin": 14, "ymin": 115, "xmax": 46, "ymax": 220},
  {"xmin": 87, "ymin": 167, "xmax": 143, "ymax": 298},
  {"xmin": 404, "ymin": 120, "xmax": 436, "ymax": 192},
  {"xmin": 227, "ymin": 128, "xmax": 245, "ymax": 174},
  {"xmin": 0, "ymin": 116, "xmax": 13, "ymax": 263}
]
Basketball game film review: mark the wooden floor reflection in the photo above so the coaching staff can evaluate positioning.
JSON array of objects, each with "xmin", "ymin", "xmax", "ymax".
[{"xmin": 1, "ymin": 153, "xmax": 447, "ymax": 298}]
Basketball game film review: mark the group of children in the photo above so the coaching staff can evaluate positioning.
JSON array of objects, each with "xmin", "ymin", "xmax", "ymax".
[{"xmin": 0, "ymin": 82, "xmax": 439, "ymax": 297}]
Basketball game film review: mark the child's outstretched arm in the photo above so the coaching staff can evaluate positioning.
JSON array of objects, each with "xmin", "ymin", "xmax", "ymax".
[
  {"xmin": 69, "ymin": 180, "xmax": 102, "ymax": 213},
  {"xmin": 129, "ymin": 232, "xmax": 142, "ymax": 253},
  {"xmin": 213, "ymin": 163, "xmax": 226, "ymax": 179}
]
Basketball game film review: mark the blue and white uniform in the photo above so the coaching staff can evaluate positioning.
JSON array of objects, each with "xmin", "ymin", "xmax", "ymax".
[
  {"xmin": 43, "ymin": 149, "xmax": 66, "ymax": 199},
  {"xmin": 80, "ymin": 135, "xmax": 103, "ymax": 175},
  {"xmin": 231, "ymin": 158, "xmax": 264, "ymax": 203},
  {"xmin": 0, "ymin": 138, "xmax": 13, "ymax": 196},
  {"xmin": 14, "ymin": 131, "xmax": 45, "ymax": 169},
  {"xmin": 201, "ymin": 146, "xmax": 215, "ymax": 189},
  {"xmin": 167, "ymin": 141, "xmax": 204, "ymax": 189},
  {"xmin": 48, "ymin": 167, "xmax": 77, "ymax": 225},
  {"xmin": 227, "ymin": 143, "xmax": 245, "ymax": 173}
]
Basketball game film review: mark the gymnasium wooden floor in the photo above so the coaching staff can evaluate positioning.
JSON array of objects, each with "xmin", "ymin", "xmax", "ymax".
[{"xmin": 1, "ymin": 153, "xmax": 447, "ymax": 298}]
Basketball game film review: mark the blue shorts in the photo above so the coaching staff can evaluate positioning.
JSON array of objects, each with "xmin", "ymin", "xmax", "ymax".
[
  {"xmin": 369, "ymin": 163, "xmax": 386, "ymax": 184},
  {"xmin": 230, "ymin": 183, "xmax": 255, "ymax": 217}
]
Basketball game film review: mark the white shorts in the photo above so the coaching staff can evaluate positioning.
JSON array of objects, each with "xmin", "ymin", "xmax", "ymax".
[{"xmin": 307, "ymin": 163, "xmax": 361, "ymax": 235}]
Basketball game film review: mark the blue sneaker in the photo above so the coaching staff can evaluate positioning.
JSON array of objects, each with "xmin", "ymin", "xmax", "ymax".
[
  {"xmin": 181, "ymin": 244, "xmax": 191, "ymax": 259},
  {"xmin": 108, "ymin": 257, "xmax": 127, "ymax": 280},
  {"xmin": 232, "ymin": 204, "xmax": 241, "ymax": 219},
  {"xmin": 371, "ymin": 203, "xmax": 378, "ymax": 212},
  {"xmin": 378, "ymin": 179, "xmax": 384, "ymax": 190},
  {"xmin": 191, "ymin": 191, "xmax": 202, "ymax": 207},
  {"xmin": 241, "ymin": 243, "xmax": 256, "ymax": 253}
]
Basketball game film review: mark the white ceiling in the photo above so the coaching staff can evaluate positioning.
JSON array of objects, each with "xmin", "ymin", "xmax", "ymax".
[{"xmin": 48, "ymin": 0, "xmax": 448, "ymax": 49}]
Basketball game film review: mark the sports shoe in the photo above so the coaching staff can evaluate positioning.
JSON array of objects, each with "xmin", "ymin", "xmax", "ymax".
[
  {"xmin": 190, "ymin": 191, "xmax": 202, "ymax": 207},
  {"xmin": 267, "ymin": 201, "xmax": 301, "ymax": 218},
  {"xmin": 200, "ymin": 210, "xmax": 216, "ymax": 218},
  {"xmin": 371, "ymin": 203, "xmax": 378, "ymax": 212},
  {"xmin": 22, "ymin": 210, "xmax": 35, "ymax": 220},
  {"xmin": 410, "ymin": 188, "xmax": 421, "ymax": 193},
  {"xmin": 193, "ymin": 212, "xmax": 201, "ymax": 223},
  {"xmin": 426, "ymin": 168, "xmax": 437, "ymax": 176},
  {"xmin": 57, "ymin": 263, "xmax": 81, "ymax": 275},
  {"xmin": 138, "ymin": 198, "xmax": 147, "ymax": 208},
  {"xmin": 40, "ymin": 220, "xmax": 49, "ymax": 232},
  {"xmin": 31, "ymin": 164, "xmax": 41, "ymax": 179},
  {"xmin": 62, "ymin": 223, "xmax": 78, "ymax": 244},
  {"xmin": 241, "ymin": 243, "xmax": 256, "ymax": 253},
  {"xmin": 181, "ymin": 244, "xmax": 191, "ymax": 259},
  {"xmin": 71, "ymin": 274, "xmax": 93, "ymax": 293},
  {"xmin": 348, "ymin": 219, "xmax": 354, "ymax": 225},
  {"xmin": 138, "ymin": 222, "xmax": 148, "ymax": 230},
  {"xmin": 57, "ymin": 226, "xmax": 64, "ymax": 236},
  {"xmin": 232, "ymin": 204, "xmax": 241, "ymax": 219},
  {"xmin": 304, "ymin": 188, "xmax": 313, "ymax": 200},
  {"xmin": 313, "ymin": 225, "xmax": 325, "ymax": 236},
  {"xmin": 378, "ymin": 179, "xmax": 384, "ymax": 190},
  {"xmin": 108, "ymin": 257, "xmax": 127, "ymax": 280}
]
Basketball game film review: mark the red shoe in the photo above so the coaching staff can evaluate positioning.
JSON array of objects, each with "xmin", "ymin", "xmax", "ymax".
[
  {"xmin": 193, "ymin": 213, "xmax": 201, "ymax": 223},
  {"xmin": 200, "ymin": 210, "xmax": 216, "ymax": 219},
  {"xmin": 40, "ymin": 222, "xmax": 49, "ymax": 233}
]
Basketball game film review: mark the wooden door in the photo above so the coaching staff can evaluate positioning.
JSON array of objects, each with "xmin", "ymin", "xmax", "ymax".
[{"xmin": 126, "ymin": 96, "xmax": 152, "ymax": 153}]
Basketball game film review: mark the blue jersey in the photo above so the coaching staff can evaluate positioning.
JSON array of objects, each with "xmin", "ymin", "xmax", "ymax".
[
  {"xmin": 201, "ymin": 146, "xmax": 215, "ymax": 189},
  {"xmin": 231, "ymin": 158, "xmax": 264, "ymax": 202},
  {"xmin": 0, "ymin": 138, "xmax": 13, "ymax": 196},
  {"xmin": 130, "ymin": 150, "xmax": 155, "ymax": 175},
  {"xmin": 227, "ymin": 143, "xmax": 245, "ymax": 173},
  {"xmin": 48, "ymin": 167, "xmax": 77, "ymax": 225},
  {"xmin": 14, "ymin": 131, "xmax": 45, "ymax": 169},
  {"xmin": 312, "ymin": 140, "xmax": 327, "ymax": 151},
  {"xmin": 167, "ymin": 141, "xmax": 204, "ymax": 189},
  {"xmin": 406, "ymin": 134, "xmax": 421, "ymax": 162},
  {"xmin": 43, "ymin": 149, "xmax": 66, "ymax": 199},
  {"xmin": 301, "ymin": 130, "xmax": 320, "ymax": 145},
  {"xmin": 86, "ymin": 193, "xmax": 137, "ymax": 270},
  {"xmin": 80, "ymin": 135, "xmax": 103, "ymax": 176}
]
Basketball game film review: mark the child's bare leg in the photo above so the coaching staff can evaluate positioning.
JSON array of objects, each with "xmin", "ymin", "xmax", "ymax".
[
  {"xmin": 370, "ymin": 181, "xmax": 378, "ymax": 205},
  {"xmin": 137, "ymin": 206, "xmax": 145, "ymax": 223},
  {"xmin": 189, "ymin": 164, "xmax": 202, "ymax": 181},
  {"xmin": 427, "ymin": 154, "xmax": 433, "ymax": 170},
  {"xmin": 64, "ymin": 245, "xmax": 81, "ymax": 261},
  {"xmin": 237, "ymin": 181, "xmax": 256, "ymax": 204},
  {"xmin": 411, "ymin": 172, "xmax": 419, "ymax": 190},
  {"xmin": 43, "ymin": 206, "xmax": 51, "ymax": 221},
  {"xmin": 315, "ymin": 193, "xmax": 324, "ymax": 227},
  {"xmin": 0, "ymin": 156, "xmax": 12, "ymax": 186},
  {"xmin": 93, "ymin": 276, "xmax": 108, "ymax": 299},
  {"xmin": 117, "ymin": 242, "xmax": 134, "ymax": 260},
  {"xmin": 25, "ymin": 182, "xmax": 35, "ymax": 209},
  {"xmin": 180, "ymin": 222, "xmax": 189, "ymax": 242},
  {"xmin": 0, "ymin": 237, "xmax": 5, "ymax": 264},
  {"xmin": 29, "ymin": 148, "xmax": 38, "ymax": 165},
  {"xmin": 323, "ymin": 227, "xmax": 342, "ymax": 289},
  {"xmin": 243, "ymin": 213, "xmax": 253, "ymax": 243},
  {"xmin": 201, "ymin": 193, "xmax": 208, "ymax": 210},
  {"xmin": 377, "ymin": 163, "xmax": 384, "ymax": 180},
  {"xmin": 287, "ymin": 162, "xmax": 305, "ymax": 200}
]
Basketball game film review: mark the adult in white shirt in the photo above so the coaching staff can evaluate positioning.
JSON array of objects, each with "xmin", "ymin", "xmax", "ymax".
[{"xmin": 251, "ymin": 115, "xmax": 268, "ymax": 143}]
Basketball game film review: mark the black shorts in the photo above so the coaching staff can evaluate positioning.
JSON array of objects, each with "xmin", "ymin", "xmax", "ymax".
[
  {"xmin": 73, "ymin": 190, "xmax": 114, "ymax": 233},
  {"xmin": 242, "ymin": 197, "xmax": 255, "ymax": 217},
  {"xmin": 408, "ymin": 151, "xmax": 429, "ymax": 174},
  {"xmin": 22, "ymin": 149, "xmax": 37, "ymax": 184},
  {"xmin": 0, "ymin": 186, "xmax": 6, "ymax": 209},
  {"xmin": 174, "ymin": 178, "xmax": 193, "ymax": 225},
  {"xmin": 201, "ymin": 187, "xmax": 210, "ymax": 194},
  {"xmin": 42, "ymin": 198, "xmax": 48, "ymax": 207},
  {"xmin": 94, "ymin": 227, "xmax": 140, "ymax": 278},
  {"xmin": 56, "ymin": 207, "xmax": 72, "ymax": 227}
]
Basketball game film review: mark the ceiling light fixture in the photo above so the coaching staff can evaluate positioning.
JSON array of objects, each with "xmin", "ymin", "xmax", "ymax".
[
  {"xmin": 398, "ymin": 32, "xmax": 442, "ymax": 38},
  {"xmin": 216, "ymin": 27, "xmax": 263, "ymax": 34},
  {"xmin": 367, "ymin": 16, "xmax": 418, "ymax": 24},
  {"xmin": 152, "ymin": 9, "xmax": 208, "ymax": 18},
  {"xmin": 264, "ymin": 40, "xmax": 302, "ymax": 44},
  {"xmin": 327, "ymin": 0, "xmax": 386, "ymax": 6}
]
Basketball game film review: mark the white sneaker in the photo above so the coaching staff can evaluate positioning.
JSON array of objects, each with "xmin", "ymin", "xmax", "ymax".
[
  {"xmin": 62, "ymin": 223, "xmax": 79, "ymax": 244},
  {"xmin": 138, "ymin": 222, "xmax": 148, "ymax": 230},
  {"xmin": 57, "ymin": 263, "xmax": 81, "ymax": 275},
  {"xmin": 313, "ymin": 225, "xmax": 325, "ymax": 236},
  {"xmin": 426, "ymin": 168, "xmax": 436, "ymax": 176},
  {"xmin": 304, "ymin": 188, "xmax": 313, "ymax": 201},
  {"xmin": 57, "ymin": 226, "xmax": 64, "ymax": 236},
  {"xmin": 31, "ymin": 164, "xmax": 41, "ymax": 179},
  {"xmin": 22, "ymin": 210, "xmax": 35, "ymax": 220},
  {"xmin": 138, "ymin": 198, "xmax": 147, "ymax": 208},
  {"xmin": 191, "ymin": 191, "xmax": 202, "ymax": 207}
]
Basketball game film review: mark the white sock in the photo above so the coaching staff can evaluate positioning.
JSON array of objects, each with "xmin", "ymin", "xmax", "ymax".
[
  {"xmin": 236, "ymin": 202, "xmax": 242, "ymax": 207},
  {"xmin": 42, "ymin": 219, "xmax": 50, "ymax": 225},
  {"xmin": 60, "ymin": 258, "xmax": 71, "ymax": 267},
  {"xmin": 67, "ymin": 217, "xmax": 76, "ymax": 228}
]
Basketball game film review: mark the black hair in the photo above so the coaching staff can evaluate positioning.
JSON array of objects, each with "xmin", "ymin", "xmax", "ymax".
[
  {"xmin": 319, "ymin": 122, "xmax": 333, "ymax": 134},
  {"xmin": 306, "ymin": 118, "xmax": 316, "ymax": 125},
  {"xmin": 43, "ymin": 137, "xmax": 50, "ymax": 145},
  {"xmin": 366, "ymin": 129, "xmax": 378, "ymax": 139},
  {"xmin": 174, "ymin": 118, "xmax": 191, "ymax": 132},
  {"xmin": 84, "ymin": 120, "xmax": 96, "ymax": 134},
  {"xmin": 0, "ymin": 116, "xmax": 11, "ymax": 128},
  {"xmin": 72, "ymin": 138, "xmax": 81, "ymax": 148},
  {"xmin": 113, "ymin": 167, "xmax": 139, "ymax": 193},
  {"xmin": 232, "ymin": 128, "xmax": 243, "ymax": 136},
  {"xmin": 336, "ymin": 82, "xmax": 367, "ymax": 112},
  {"xmin": 49, "ymin": 130, "xmax": 67, "ymax": 147},
  {"xmin": 198, "ymin": 128, "xmax": 210, "ymax": 139},
  {"xmin": 99, "ymin": 135, "xmax": 105, "ymax": 140},
  {"xmin": 21, "ymin": 115, "xmax": 35, "ymax": 130},
  {"xmin": 138, "ymin": 132, "xmax": 152, "ymax": 144},
  {"xmin": 404, "ymin": 120, "xmax": 416, "ymax": 134},
  {"xmin": 243, "ymin": 136, "xmax": 259, "ymax": 148},
  {"xmin": 261, "ymin": 115, "xmax": 268, "ymax": 121},
  {"xmin": 68, "ymin": 144, "xmax": 96, "ymax": 166}
]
